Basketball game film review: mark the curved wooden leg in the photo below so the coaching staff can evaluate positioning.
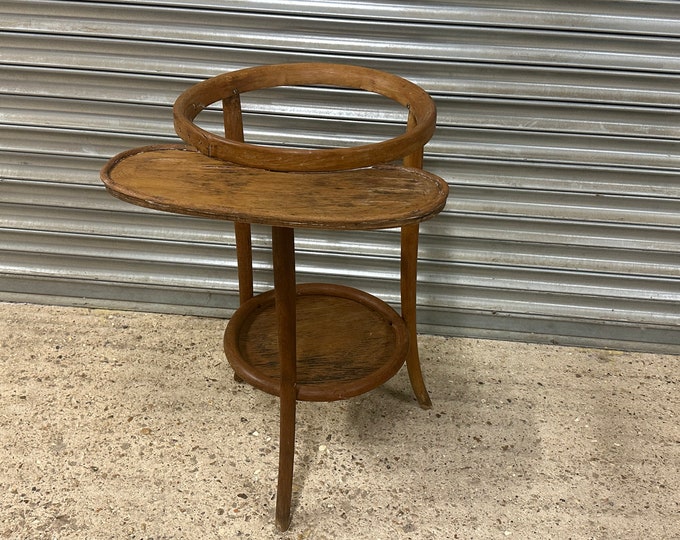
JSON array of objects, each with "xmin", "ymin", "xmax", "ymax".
[
  {"xmin": 272, "ymin": 226, "xmax": 298, "ymax": 531},
  {"xmin": 401, "ymin": 223, "xmax": 432, "ymax": 409}
]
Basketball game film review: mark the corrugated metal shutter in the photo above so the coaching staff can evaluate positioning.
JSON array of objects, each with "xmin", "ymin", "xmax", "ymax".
[{"xmin": 1, "ymin": 0, "xmax": 679, "ymax": 353}]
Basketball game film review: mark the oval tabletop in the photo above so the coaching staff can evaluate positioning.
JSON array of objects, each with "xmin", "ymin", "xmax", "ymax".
[{"xmin": 101, "ymin": 144, "xmax": 449, "ymax": 230}]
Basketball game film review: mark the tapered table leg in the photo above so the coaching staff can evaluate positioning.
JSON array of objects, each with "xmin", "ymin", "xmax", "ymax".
[
  {"xmin": 272, "ymin": 226, "xmax": 297, "ymax": 531},
  {"xmin": 235, "ymin": 222, "xmax": 254, "ymax": 303},
  {"xmin": 234, "ymin": 222, "xmax": 253, "ymax": 384},
  {"xmin": 401, "ymin": 223, "xmax": 432, "ymax": 409}
]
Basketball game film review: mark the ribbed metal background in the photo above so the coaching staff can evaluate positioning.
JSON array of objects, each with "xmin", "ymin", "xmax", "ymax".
[{"xmin": 1, "ymin": 0, "xmax": 679, "ymax": 352}]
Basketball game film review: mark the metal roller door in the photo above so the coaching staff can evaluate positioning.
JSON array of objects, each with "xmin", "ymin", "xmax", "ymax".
[{"xmin": 1, "ymin": 1, "xmax": 679, "ymax": 353}]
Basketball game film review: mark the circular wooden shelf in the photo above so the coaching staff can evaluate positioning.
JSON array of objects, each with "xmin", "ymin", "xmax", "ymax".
[{"xmin": 224, "ymin": 283, "xmax": 409, "ymax": 402}]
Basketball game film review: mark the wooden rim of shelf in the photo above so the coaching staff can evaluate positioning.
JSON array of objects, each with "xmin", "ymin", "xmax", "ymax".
[
  {"xmin": 173, "ymin": 62, "xmax": 436, "ymax": 172},
  {"xmin": 224, "ymin": 283, "xmax": 409, "ymax": 402}
]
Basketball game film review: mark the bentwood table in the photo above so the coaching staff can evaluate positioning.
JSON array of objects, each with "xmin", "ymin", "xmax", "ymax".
[{"xmin": 101, "ymin": 62, "xmax": 449, "ymax": 531}]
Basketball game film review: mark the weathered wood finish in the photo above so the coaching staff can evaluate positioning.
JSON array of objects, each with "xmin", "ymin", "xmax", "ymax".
[
  {"xmin": 173, "ymin": 62, "xmax": 436, "ymax": 172},
  {"xmin": 224, "ymin": 283, "xmax": 409, "ymax": 401},
  {"xmin": 271, "ymin": 226, "xmax": 297, "ymax": 532},
  {"xmin": 101, "ymin": 145, "xmax": 448, "ymax": 230},
  {"xmin": 401, "ymin": 222, "xmax": 432, "ymax": 409},
  {"xmin": 100, "ymin": 62, "xmax": 449, "ymax": 531},
  {"xmin": 222, "ymin": 92, "xmax": 254, "ymax": 305}
]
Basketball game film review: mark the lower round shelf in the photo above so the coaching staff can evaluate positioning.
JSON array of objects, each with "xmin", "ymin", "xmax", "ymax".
[{"xmin": 224, "ymin": 283, "xmax": 409, "ymax": 401}]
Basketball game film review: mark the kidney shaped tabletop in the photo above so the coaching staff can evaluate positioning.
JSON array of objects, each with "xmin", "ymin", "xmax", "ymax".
[{"xmin": 101, "ymin": 144, "xmax": 449, "ymax": 230}]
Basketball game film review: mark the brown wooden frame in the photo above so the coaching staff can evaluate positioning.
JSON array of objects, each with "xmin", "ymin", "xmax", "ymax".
[
  {"xmin": 174, "ymin": 62, "xmax": 436, "ymax": 172},
  {"xmin": 101, "ymin": 62, "xmax": 448, "ymax": 532}
]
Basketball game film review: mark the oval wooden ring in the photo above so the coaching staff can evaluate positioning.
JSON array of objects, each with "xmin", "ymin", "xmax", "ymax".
[{"xmin": 173, "ymin": 62, "xmax": 436, "ymax": 172}]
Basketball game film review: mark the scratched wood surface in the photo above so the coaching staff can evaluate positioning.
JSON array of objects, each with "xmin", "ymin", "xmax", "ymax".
[
  {"xmin": 224, "ymin": 283, "xmax": 409, "ymax": 402},
  {"xmin": 99, "ymin": 61, "xmax": 448, "ymax": 532},
  {"xmin": 101, "ymin": 144, "xmax": 448, "ymax": 230}
]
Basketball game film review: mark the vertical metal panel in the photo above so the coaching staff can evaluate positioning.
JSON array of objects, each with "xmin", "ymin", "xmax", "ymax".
[{"xmin": 1, "ymin": 0, "xmax": 679, "ymax": 352}]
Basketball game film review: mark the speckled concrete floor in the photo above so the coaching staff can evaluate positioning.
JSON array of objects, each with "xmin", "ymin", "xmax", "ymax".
[{"xmin": 1, "ymin": 302, "xmax": 678, "ymax": 539}]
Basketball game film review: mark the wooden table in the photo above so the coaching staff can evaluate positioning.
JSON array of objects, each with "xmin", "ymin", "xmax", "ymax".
[
  {"xmin": 103, "ymin": 142, "xmax": 447, "ymax": 398},
  {"xmin": 100, "ymin": 62, "xmax": 449, "ymax": 531}
]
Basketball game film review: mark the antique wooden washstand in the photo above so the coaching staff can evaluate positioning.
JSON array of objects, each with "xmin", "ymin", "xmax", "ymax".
[{"xmin": 101, "ymin": 62, "xmax": 448, "ymax": 531}]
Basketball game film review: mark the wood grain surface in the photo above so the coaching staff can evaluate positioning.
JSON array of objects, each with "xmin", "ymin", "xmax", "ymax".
[
  {"xmin": 224, "ymin": 283, "xmax": 409, "ymax": 402},
  {"xmin": 101, "ymin": 144, "xmax": 448, "ymax": 230}
]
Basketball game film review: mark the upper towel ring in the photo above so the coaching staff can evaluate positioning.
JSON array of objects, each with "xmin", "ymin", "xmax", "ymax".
[{"xmin": 173, "ymin": 62, "xmax": 437, "ymax": 172}]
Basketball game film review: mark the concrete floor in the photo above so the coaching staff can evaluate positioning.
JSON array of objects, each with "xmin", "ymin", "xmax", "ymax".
[{"xmin": 1, "ymin": 302, "xmax": 678, "ymax": 539}]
